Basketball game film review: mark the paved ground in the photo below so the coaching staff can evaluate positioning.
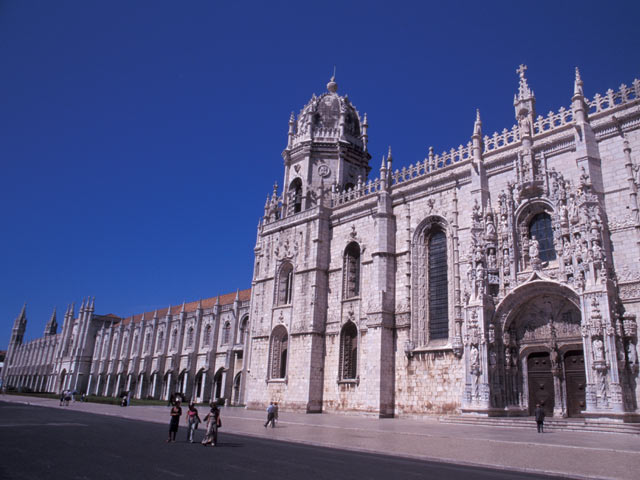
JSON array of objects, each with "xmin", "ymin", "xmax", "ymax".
[
  {"xmin": 0, "ymin": 401, "xmax": 559, "ymax": 480},
  {"xmin": 2, "ymin": 394, "xmax": 639, "ymax": 479}
]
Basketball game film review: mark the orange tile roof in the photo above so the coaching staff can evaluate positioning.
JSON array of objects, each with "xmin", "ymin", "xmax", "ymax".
[{"xmin": 119, "ymin": 288, "xmax": 251, "ymax": 326}]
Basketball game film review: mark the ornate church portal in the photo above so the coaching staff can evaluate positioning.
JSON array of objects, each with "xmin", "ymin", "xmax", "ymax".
[{"xmin": 507, "ymin": 292, "xmax": 584, "ymax": 417}]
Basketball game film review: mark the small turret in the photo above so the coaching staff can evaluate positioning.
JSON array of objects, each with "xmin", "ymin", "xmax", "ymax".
[{"xmin": 44, "ymin": 307, "xmax": 58, "ymax": 336}]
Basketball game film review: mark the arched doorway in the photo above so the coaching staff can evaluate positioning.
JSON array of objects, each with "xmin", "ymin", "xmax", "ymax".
[
  {"xmin": 59, "ymin": 370, "xmax": 67, "ymax": 393},
  {"xmin": 497, "ymin": 281, "xmax": 585, "ymax": 417},
  {"xmin": 213, "ymin": 368, "xmax": 224, "ymax": 401},
  {"xmin": 233, "ymin": 372, "xmax": 242, "ymax": 405}
]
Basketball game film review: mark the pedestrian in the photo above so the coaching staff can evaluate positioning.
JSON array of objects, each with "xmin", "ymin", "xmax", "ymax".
[
  {"xmin": 185, "ymin": 402, "xmax": 201, "ymax": 443},
  {"xmin": 273, "ymin": 402, "xmax": 279, "ymax": 427},
  {"xmin": 534, "ymin": 403, "xmax": 546, "ymax": 433},
  {"xmin": 264, "ymin": 401, "xmax": 275, "ymax": 428},
  {"xmin": 201, "ymin": 403, "xmax": 221, "ymax": 447},
  {"xmin": 59, "ymin": 391, "xmax": 65, "ymax": 406},
  {"xmin": 167, "ymin": 400, "xmax": 182, "ymax": 442},
  {"xmin": 64, "ymin": 390, "xmax": 71, "ymax": 406}
]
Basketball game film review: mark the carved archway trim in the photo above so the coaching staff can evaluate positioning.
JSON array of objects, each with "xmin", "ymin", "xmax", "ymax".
[{"xmin": 494, "ymin": 277, "xmax": 580, "ymax": 332}]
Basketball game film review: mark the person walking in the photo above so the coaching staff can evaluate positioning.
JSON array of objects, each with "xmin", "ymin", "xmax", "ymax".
[
  {"xmin": 185, "ymin": 402, "xmax": 201, "ymax": 443},
  {"xmin": 167, "ymin": 400, "xmax": 182, "ymax": 442},
  {"xmin": 273, "ymin": 402, "xmax": 279, "ymax": 427},
  {"xmin": 534, "ymin": 403, "xmax": 546, "ymax": 433},
  {"xmin": 264, "ymin": 401, "xmax": 275, "ymax": 428},
  {"xmin": 201, "ymin": 403, "xmax": 220, "ymax": 447}
]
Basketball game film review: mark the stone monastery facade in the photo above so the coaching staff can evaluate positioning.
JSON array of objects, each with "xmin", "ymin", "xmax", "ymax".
[{"xmin": 3, "ymin": 66, "xmax": 640, "ymax": 421}]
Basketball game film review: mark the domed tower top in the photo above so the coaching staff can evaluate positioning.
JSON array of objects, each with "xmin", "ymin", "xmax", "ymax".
[
  {"xmin": 280, "ymin": 74, "xmax": 371, "ymax": 210},
  {"xmin": 288, "ymin": 74, "xmax": 367, "ymax": 152}
]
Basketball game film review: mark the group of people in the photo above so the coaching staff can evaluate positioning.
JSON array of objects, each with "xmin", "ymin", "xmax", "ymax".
[
  {"xmin": 168, "ymin": 400, "xmax": 221, "ymax": 446},
  {"xmin": 59, "ymin": 390, "xmax": 73, "ymax": 405}
]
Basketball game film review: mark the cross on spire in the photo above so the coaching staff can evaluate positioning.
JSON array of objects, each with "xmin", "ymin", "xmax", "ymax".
[{"xmin": 516, "ymin": 64, "xmax": 527, "ymax": 78}]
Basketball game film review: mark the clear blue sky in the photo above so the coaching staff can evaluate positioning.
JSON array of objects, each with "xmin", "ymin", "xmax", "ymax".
[{"xmin": 1, "ymin": 0, "xmax": 639, "ymax": 348}]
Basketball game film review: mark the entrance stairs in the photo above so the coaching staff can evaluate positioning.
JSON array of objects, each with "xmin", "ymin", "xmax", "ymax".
[{"xmin": 440, "ymin": 415, "xmax": 640, "ymax": 435}]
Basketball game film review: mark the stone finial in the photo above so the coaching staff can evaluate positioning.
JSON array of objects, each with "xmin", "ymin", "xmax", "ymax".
[
  {"xmin": 516, "ymin": 64, "xmax": 533, "ymax": 100},
  {"xmin": 288, "ymin": 112, "xmax": 295, "ymax": 125},
  {"xmin": 153, "ymin": 309, "xmax": 158, "ymax": 319},
  {"xmin": 166, "ymin": 305, "xmax": 172, "ymax": 317},
  {"xmin": 387, "ymin": 146, "xmax": 393, "ymax": 163},
  {"xmin": 197, "ymin": 298, "xmax": 203, "ymax": 310},
  {"xmin": 362, "ymin": 113, "xmax": 368, "ymax": 127},
  {"xmin": 327, "ymin": 73, "xmax": 338, "ymax": 94},
  {"xmin": 473, "ymin": 109, "xmax": 482, "ymax": 136},
  {"xmin": 574, "ymin": 67, "xmax": 584, "ymax": 97},
  {"xmin": 17, "ymin": 302, "xmax": 27, "ymax": 322},
  {"xmin": 140, "ymin": 312, "xmax": 146, "ymax": 322},
  {"xmin": 181, "ymin": 300, "xmax": 186, "ymax": 313},
  {"xmin": 89, "ymin": 296, "xmax": 95, "ymax": 311}
]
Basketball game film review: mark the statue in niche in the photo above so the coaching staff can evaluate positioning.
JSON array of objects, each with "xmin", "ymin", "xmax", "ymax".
[
  {"xmin": 593, "ymin": 338, "xmax": 605, "ymax": 362},
  {"xmin": 486, "ymin": 218, "xmax": 496, "ymax": 238},
  {"xmin": 470, "ymin": 345, "xmax": 480, "ymax": 369},
  {"xmin": 529, "ymin": 239, "xmax": 539, "ymax": 261},
  {"xmin": 627, "ymin": 343, "xmax": 638, "ymax": 370},
  {"xmin": 489, "ymin": 348, "xmax": 497, "ymax": 366},
  {"xmin": 592, "ymin": 241, "xmax": 603, "ymax": 262},
  {"xmin": 487, "ymin": 250, "xmax": 497, "ymax": 269}
]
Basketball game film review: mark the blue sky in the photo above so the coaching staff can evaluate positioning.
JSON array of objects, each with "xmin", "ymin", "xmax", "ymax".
[{"xmin": 1, "ymin": 0, "xmax": 639, "ymax": 347}]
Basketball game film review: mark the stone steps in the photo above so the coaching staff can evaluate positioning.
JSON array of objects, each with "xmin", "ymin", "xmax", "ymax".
[{"xmin": 440, "ymin": 415, "xmax": 640, "ymax": 435}]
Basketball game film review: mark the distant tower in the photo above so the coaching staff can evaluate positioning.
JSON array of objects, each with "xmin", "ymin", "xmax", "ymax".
[
  {"xmin": 1, "ymin": 304, "xmax": 28, "ymax": 387},
  {"xmin": 281, "ymin": 74, "xmax": 371, "ymax": 214}
]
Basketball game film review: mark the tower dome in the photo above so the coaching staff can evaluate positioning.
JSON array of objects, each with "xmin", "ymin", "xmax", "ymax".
[{"xmin": 290, "ymin": 76, "xmax": 364, "ymax": 150}]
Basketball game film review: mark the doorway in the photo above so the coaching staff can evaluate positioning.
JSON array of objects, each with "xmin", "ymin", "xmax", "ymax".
[
  {"xmin": 564, "ymin": 350, "xmax": 586, "ymax": 417},
  {"xmin": 527, "ymin": 352, "xmax": 554, "ymax": 416}
]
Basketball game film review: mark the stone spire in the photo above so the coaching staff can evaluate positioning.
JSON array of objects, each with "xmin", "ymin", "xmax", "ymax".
[
  {"xmin": 15, "ymin": 303, "xmax": 27, "ymax": 328},
  {"xmin": 574, "ymin": 67, "xmax": 584, "ymax": 97},
  {"xmin": 473, "ymin": 109, "xmax": 482, "ymax": 137},
  {"xmin": 515, "ymin": 64, "xmax": 533, "ymax": 101},
  {"xmin": 44, "ymin": 306, "xmax": 58, "ymax": 336}
]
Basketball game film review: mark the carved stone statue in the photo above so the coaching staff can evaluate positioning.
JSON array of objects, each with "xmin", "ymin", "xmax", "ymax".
[{"xmin": 592, "ymin": 338, "xmax": 604, "ymax": 362}]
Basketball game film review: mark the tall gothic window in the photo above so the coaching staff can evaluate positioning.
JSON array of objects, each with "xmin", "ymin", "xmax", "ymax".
[
  {"xmin": 156, "ymin": 331, "xmax": 164, "ymax": 353},
  {"xmin": 121, "ymin": 334, "xmax": 129, "ymax": 358},
  {"xmin": 239, "ymin": 316, "xmax": 248, "ymax": 344},
  {"xmin": 343, "ymin": 242, "xmax": 361, "ymax": 299},
  {"xmin": 428, "ymin": 229, "xmax": 449, "ymax": 340},
  {"xmin": 222, "ymin": 322, "xmax": 231, "ymax": 345},
  {"xmin": 202, "ymin": 324, "xmax": 211, "ymax": 347},
  {"xmin": 339, "ymin": 322, "xmax": 358, "ymax": 380},
  {"xmin": 170, "ymin": 329, "xmax": 178, "ymax": 350},
  {"xmin": 102, "ymin": 337, "xmax": 109, "ymax": 359},
  {"xmin": 277, "ymin": 262, "xmax": 294, "ymax": 305},
  {"xmin": 111, "ymin": 333, "xmax": 119, "ymax": 357},
  {"xmin": 529, "ymin": 212, "xmax": 556, "ymax": 262},
  {"xmin": 132, "ymin": 332, "xmax": 139, "ymax": 354},
  {"xmin": 144, "ymin": 332, "xmax": 151, "ymax": 354},
  {"xmin": 289, "ymin": 178, "xmax": 303, "ymax": 214},
  {"xmin": 186, "ymin": 327, "xmax": 194, "ymax": 348},
  {"xmin": 269, "ymin": 325, "xmax": 288, "ymax": 379}
]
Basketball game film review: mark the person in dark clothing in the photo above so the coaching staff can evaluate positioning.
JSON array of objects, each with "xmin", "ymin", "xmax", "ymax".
[
  {"xmin": 534, "ymin": 403, "xmax": 546, "ymax": 433},
  {"xmin": 264, "ymin": 402, "xmax": 275, "ymax": 428},
  {"xmin": 167, "ymin": 400, "xmax": 182, "ymax": 442}
]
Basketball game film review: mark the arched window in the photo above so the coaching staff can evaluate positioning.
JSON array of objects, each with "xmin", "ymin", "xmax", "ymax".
[
  {"xmin": 121, "ymin": 334, "xmax": 129, "ymax": 358},
  {"xmin": 132, "ymin": 332, "xmax": 139, "ymax": 353},
  {"xmin": 111, "ymin": 333, "xmax": 119, "ymax": 357},
  {"xmin": 222, "ymin": 322, "xmax": 231, "ymax": 345},
  {"xmin": 428, "ymin": 229, "xmax": 449, "ymax": 340},
  {"xmin": 144, "ymin": 332, "xmax": 151, "ymax": 354},
  {"xmin": 529, "ymin": 212, "xmax": 556, "ymax": 262},
  {"xmin": 202, "ymin": 324, "xmax": 211, "ymax": 347},
  {"xmin": 277, "ymin": 262, "xmax": 294, "ymax": 305},
  {"xmin": 339, "ymin": 322, "xmax": 358, "ymax": 380},
  {"xmin": 269, "ymin": 325, "xmax": 288, "ymax": 379},
  {"xmin": 186, "ymin": 327, "xmax": 194, "ymax": 348},
  {"xmin": 156, "ymin": 331, "xmax": 164, "ymax": 353},
  {"xmin": 239, "ymin": 316, "xmax": 249, "ymax": 344},
  {"xmin": 102, "ymin": 337, "xmax": 109, "ymax": 359},
  {"xmin": 343, "ymin": 242, "xmax": 361, "ymax": 299},
  {"xmin": 289, "ymin": 178, "xmax": 303, "ymax": 213},
  {"xmin": 170, "ymin": 329, "xmax": 178, "ymax": 350}
]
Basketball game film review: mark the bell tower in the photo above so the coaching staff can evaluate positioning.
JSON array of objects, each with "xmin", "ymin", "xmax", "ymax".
[{"xmin": 281, "ymin": 75, "xmax": 371, "ymax": 214}]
